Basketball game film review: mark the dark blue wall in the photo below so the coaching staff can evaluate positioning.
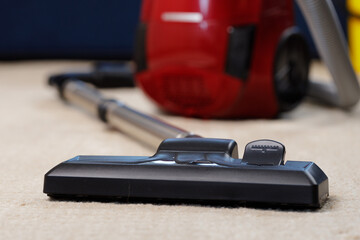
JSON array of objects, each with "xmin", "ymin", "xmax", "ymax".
[{"xmin": 0, "ymin": 0, "xmax": 141, "ymax": 60}]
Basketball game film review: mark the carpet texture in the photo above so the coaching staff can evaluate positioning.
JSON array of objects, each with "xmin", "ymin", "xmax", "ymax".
[{"xmin": 0, "ymin": 61, "xmax": 359, "ymax": 240}]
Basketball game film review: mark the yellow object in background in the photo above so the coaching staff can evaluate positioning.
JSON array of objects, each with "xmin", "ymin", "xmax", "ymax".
[{"xmin": 348, "ymin": 0, "xmax": 360, "ymax": 72}]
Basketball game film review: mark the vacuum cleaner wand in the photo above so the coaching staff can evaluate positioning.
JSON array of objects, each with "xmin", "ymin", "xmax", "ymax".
[{"xmin": 51, "ymin": 79, "xmax": 197, "ymax": 148}]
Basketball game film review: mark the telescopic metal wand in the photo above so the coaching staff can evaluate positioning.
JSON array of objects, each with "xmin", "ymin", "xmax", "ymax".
[{"xmin": 54, "ymin": 80, "xmax": 198, "ymax": 149}]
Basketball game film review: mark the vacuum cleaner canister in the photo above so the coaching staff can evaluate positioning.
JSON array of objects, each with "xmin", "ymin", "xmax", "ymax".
[{"xmin": 135, "ymin": 0, "xmax": 359, "ymax": 118}]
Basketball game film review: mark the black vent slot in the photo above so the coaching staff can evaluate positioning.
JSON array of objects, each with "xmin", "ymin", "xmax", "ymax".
[{"xmin": 225, "ymin": 25, "xmax": 255, "ymax": 80}]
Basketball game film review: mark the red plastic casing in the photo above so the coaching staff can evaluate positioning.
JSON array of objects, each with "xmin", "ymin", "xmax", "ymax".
[{"xmin": 135, "ymin": 0, "xmax": 294, "ymax": 118}]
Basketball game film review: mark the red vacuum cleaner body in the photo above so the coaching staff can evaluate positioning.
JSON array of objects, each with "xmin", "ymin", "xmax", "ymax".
[{"xmin": 135, "ymin": 0, "xmax": 309, "ymax": 118}]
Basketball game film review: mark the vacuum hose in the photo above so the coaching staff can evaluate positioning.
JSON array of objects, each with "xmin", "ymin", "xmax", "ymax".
[{"xmin": 296, "ymin": 0, "xmax": 360, "ymax": 108}]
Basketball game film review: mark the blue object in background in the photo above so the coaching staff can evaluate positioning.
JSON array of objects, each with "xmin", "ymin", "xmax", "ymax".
[
  {"xmin": 294, "ymin": 0, "xmax": 348, "ymax": 58},
  {"xmin": 0, "ymin": 0, "xmax": 142, "ymax": 60}
]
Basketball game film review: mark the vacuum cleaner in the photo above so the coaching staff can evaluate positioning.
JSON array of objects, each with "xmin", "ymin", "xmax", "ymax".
[{"xmin": 43, "ymin": 0, "xmax": 358, "ymax": 208}]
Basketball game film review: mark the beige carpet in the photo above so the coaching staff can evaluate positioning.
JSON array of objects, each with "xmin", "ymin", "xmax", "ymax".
[{"xmin": 0, "ymin": 61, "xmax": 359, "ymax": 240}]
